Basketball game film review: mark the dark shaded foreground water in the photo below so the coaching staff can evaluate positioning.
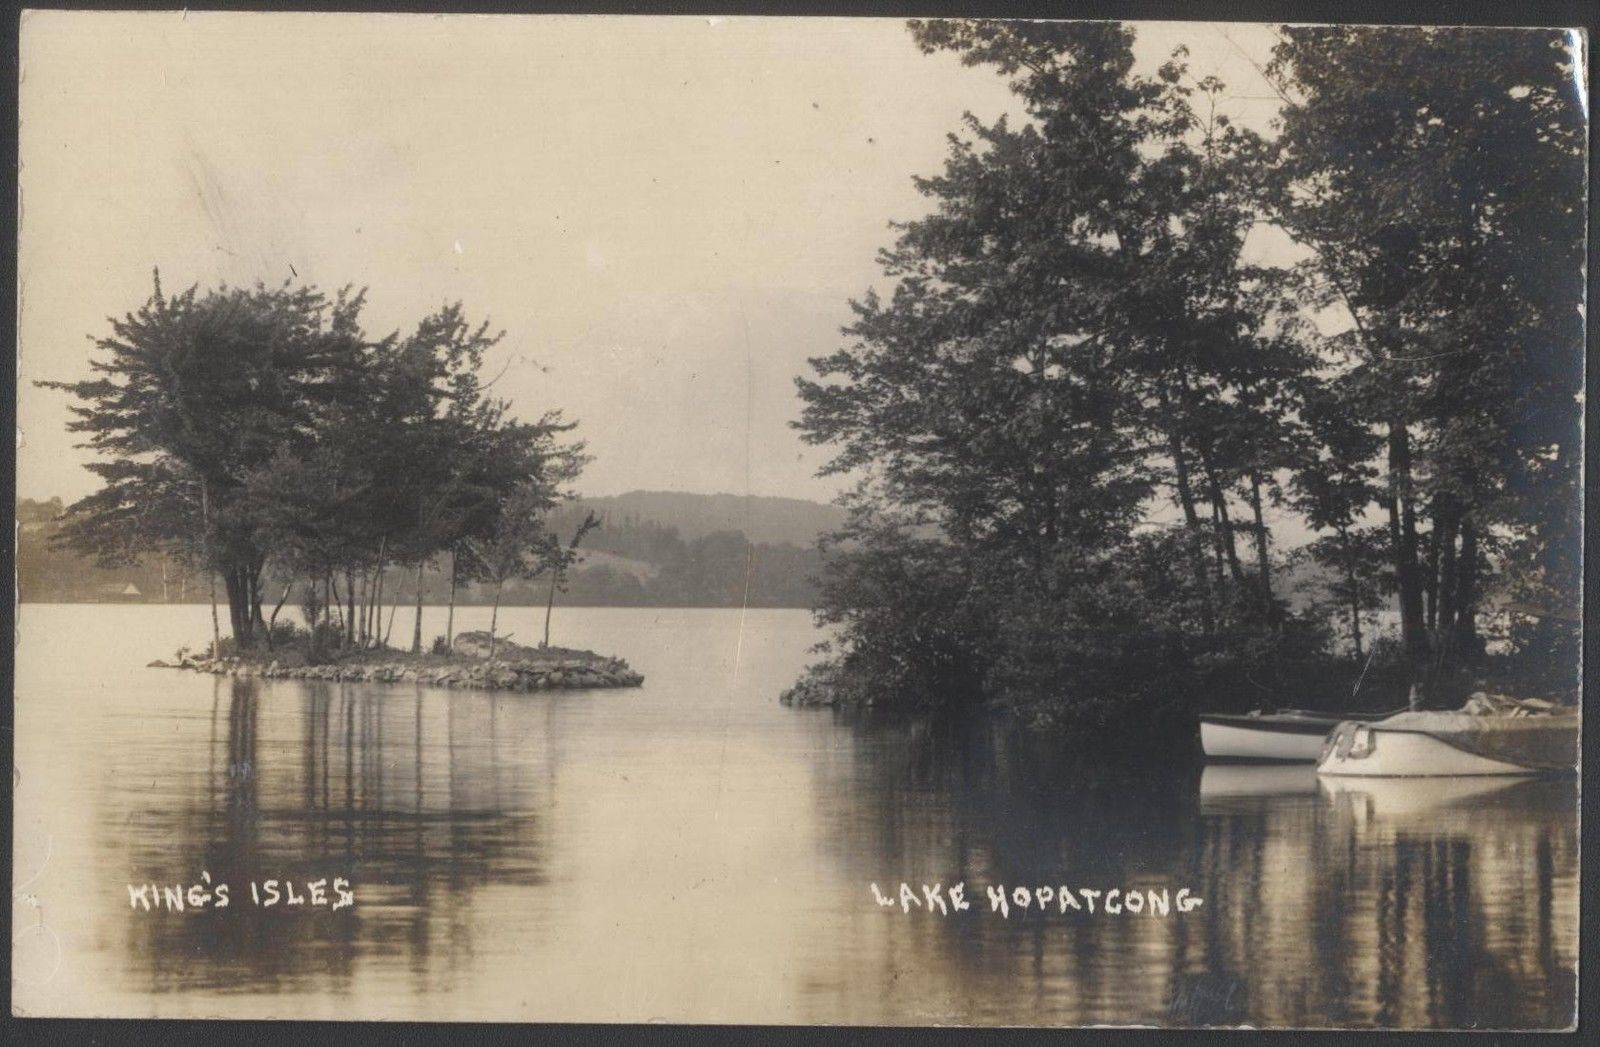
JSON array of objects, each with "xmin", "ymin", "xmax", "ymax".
[{"xmin": 12, "ymin": 604, "xmax": 1577, "ymax": 1026}]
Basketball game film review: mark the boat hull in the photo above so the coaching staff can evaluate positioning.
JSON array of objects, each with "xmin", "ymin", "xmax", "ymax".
[
  {"xmin": 1199, "ymin": 716, "xmax": 1337, "ymax": 762},
  {"xmin": 1316, "ymin": 719, "xmax": 1568, "ymax": 777}
]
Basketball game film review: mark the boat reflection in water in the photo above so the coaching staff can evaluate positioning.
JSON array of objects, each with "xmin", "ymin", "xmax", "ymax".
[
  {"xmin": 1188, "ymin": 763, "xmax": 1576, "ymax": 1028},
  {"xmin": 1317, "ymin": 773, "xmax": 1539, "ymax": 819},
  {"xmin": 1198, "ymin": 763, "xmax": 1319, "ymax": 808}
]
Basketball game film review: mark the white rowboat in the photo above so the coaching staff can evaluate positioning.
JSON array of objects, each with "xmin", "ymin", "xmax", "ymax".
[{"xmin": 1199, "ymin": 709, "xmax": 1392, "ymax": 763}]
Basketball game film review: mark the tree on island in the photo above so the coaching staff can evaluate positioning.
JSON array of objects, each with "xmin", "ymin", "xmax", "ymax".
[
  {"xmin": 540, "ymin": 510, "xmax": 601, "ymax": 649},
  {"xmin": 461, "ymin": 482, "xmax": 568, "ymax": 661},
  {"xmin": 40, "ymin": 274, "xmax": 585, "ymax": 657},
  {"xmin": 40, "ymin": 279, "xmax": 370, "ymax": 648}
]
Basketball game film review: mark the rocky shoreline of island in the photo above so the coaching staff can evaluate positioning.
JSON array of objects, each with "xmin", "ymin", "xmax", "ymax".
[{"xmin": 149, "ymin": 630, "xmax": 645, "ymax": 692}]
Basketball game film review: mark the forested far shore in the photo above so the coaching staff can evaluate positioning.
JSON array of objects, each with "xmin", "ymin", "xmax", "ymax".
[
  {"xmin": 17, "ymin": 496, "xmax": 825, "ymax": 608},
  {"xmin": 18, "ymin": 493, "xmax": 1417, "ymax": 619}
]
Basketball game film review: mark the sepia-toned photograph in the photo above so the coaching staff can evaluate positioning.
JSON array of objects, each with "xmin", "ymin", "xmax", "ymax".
[{"xmin": 11, "ymin": 10, "xmax": 1585, "ymax": 1029}]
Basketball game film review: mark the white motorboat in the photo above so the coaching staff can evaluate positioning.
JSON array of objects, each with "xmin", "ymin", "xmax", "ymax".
[
  {"xmin": 1199, "ymin": 708, "xmax": 1393, "ymax": 763},
  {"xmin": 1316, "ymin": 708, "xmax": 1579, "ymax": 778}
]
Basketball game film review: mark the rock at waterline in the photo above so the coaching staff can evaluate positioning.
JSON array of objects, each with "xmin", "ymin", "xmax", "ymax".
[{"xmin": 151, "ymin": 631, "xmax": 645, "ymax": 692}]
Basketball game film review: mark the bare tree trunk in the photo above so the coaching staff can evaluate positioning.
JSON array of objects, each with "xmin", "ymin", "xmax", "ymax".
[
  {"xmin": 251, "ymin": 566, "xmax": 268, "ymax": 635},
  {"xmin": 240, "ymin": 568, "xmax": 251, "ymax": 637},
  {"xmin": 1164, "ymin": 415, "xmax": 1214, "ymax": 633},
  {"xmin": 1436, "ymin": 502, "xmax": 1460, "ymax": 641},
  {"xmin": 1247, "ymin": 469, "xmax": 1275, "ymax": 619},
  {"xmin": 1423, "ymin": 521, "xmax": 1440, "ymax": 631},
  {"xmin": 223, "ymin": 569, "xmax": 245, "ymax": 647},
  {"xmin": 543, "ymin": 569, "xmax": 558, "ymax": 649},
  {"xmin": 369, "ymin": 536, "xmax": 387, "ymax": 648},
  {"xmin": 487, "ymin": 580, "xmax": 504, "ymax": 660},
  {"xmin": 366, "ymin": 569, "xmax": 378, "ymax": 647},
  {"xmin": 362, "ymin": 571, "xmax": 373, "ymax": 647},
  {"xmin": 445, "ymin": 548, "xmax": 458, "ymax": 654},
  {"xmin": 1207, "ymin": 501, "xmax": 1228, "ymax": 593},
  {"xmin": 383, "ymin": 579, "xmax": 400, "ymax": 647},
  {"xmin": 1196, "ymin": 448, "xmax": 1246, "ymax": 588},
  {"xmin": 208, "ymin": 572, "xmax": 222, "ymax": 659},
  {"xmin": 344, "ymin": 567, "xmax": 356, "ymax": 649},
  {"xmin": 369, "ymin": 572, "xmax": 380, "ymax": 649},
  {"xmin": 245, "ymin": 567, "xmax": 258, "ymax": 642},
  {"xmin": 1207, "ymin": 488, "xmax": 1246, "ymax": 587},
  {"xmin": 308, "ymin": 574, "xmax": 323, "ymax": 657},
  {"xmin": 1455, "ymin": 513, "xmax": 1481, "ymax": 659},
  {"xmin": 201, "ymin": 482, "xmax": 220, "ymax": 658},
  {"xmin": 1388, "ymin": 421, "xmax": 1427, "ymax": 660},
  {"xmin": 265, "ymin": 581, "xmax": 292, "ymax": 650},
  {"xmin": 411, "ymin": 560, "xmax": 426, "ymax": 654}
]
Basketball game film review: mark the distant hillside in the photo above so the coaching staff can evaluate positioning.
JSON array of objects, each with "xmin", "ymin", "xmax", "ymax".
[
  {"xmin": 576, "ymin": 491, "xmax": 846, "ymax": 547},
  {"xmin": 17, "ymin": 492, "xmax": 839, "ymax": 609},
  {"xmin": 541, "ymin": 491, "xmax": 841, "ymax": 607}
]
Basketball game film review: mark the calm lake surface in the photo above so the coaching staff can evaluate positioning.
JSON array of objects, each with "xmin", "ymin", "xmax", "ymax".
[{"xmin": 12, "ymin": 604, "xmax": 1578, "ymax": 1026}]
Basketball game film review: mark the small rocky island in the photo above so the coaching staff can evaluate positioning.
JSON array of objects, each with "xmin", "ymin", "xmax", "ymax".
[{"xmin": 151, "ymin": 631, "xmax": 644, "ymax": 692}]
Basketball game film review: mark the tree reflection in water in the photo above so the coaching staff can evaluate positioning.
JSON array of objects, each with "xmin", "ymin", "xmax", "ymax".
[
  {"xmin": 113, "ymin": 676, "xmax": 553, "ymax": 997},
  {"xmin": 96, "ymin": 673, "xmax": 1574, "ymax": 1027},
  {"xmin": 802, "ymin": 708, "xmax": 1575, "ymax": 1029}
]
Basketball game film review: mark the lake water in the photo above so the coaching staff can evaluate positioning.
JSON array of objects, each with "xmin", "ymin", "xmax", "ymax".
[{"xmin": 11, "ymin": 603, "xmax": 1578, "ymax": 1027}]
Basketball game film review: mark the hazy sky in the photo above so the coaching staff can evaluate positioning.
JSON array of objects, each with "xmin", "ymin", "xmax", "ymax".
[{"xmin": 18, "ymin": 13, "xmax": 1286, "ymax": 506}]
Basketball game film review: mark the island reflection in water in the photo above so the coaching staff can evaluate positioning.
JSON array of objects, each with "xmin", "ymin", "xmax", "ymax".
[{"xmin": 12, "ymin": 605, "xmax": 1577, "ymax": 1026}]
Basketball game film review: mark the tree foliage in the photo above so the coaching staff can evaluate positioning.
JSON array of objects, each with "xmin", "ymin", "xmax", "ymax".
[
  {"xmin": 1265, "ymin": 25, "xmax": 1585, "ymax": 689},
  {"xmin": 793, "ymin": 21, "xmax": 1584, "ymax": 738},
  {"xmin": 41, "ymin": 276, "xmax": 586, "ymax": 654}
]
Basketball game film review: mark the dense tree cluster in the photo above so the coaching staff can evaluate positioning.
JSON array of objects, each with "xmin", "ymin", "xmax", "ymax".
[
  {"xmin": 794, "ymin": 22, "xmax": 1584, "ymax": 738},
  {"xmin": 41, "ymin": 277, "xmax": 587, "ymax": 657}
]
